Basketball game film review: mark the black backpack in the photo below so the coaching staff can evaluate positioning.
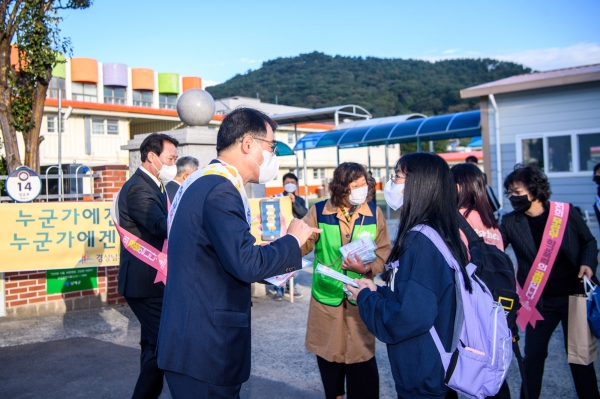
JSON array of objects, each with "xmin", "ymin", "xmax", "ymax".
[
  {"xmin": 458, "ymin": 214, "xmax": 529, "ymax": 399},
  {"xmin": 457, "ymin": 214, "xmax": 519, "ymax": 327}
]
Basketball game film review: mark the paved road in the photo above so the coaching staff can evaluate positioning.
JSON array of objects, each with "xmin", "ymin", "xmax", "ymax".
[{"xmin": 0, "ymin": 267, "xmax": 598, "ymax": 398}]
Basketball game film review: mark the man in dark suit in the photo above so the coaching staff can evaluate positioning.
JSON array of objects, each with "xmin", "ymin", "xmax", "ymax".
[
  {"xmin": 157, "ymin": 108, "xmax": 319, "ymax": 398},
  {"xmin": 117, "ymin": 133, "xmax": 179, "ymax": 399},
  {"xmin": 165, "ymin": 156, "xmax": 199, "ymax": 202}
]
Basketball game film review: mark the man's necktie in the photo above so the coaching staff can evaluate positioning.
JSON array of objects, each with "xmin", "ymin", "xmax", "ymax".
[{"xmin": 159, "ymin": 181, "xmax": 167, "ymax": 203}]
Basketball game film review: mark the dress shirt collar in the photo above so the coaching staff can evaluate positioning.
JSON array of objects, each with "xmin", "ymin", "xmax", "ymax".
[{"xmin": 139, "ymin": 165, "xmax": 161, "ymax": 188}]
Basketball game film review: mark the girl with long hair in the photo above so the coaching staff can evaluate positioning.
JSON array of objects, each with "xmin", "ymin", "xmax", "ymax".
[
  {"xmin": 450, "ymin": 162, "xmax": 503, "ymax": 251},
  {"xmin": 347, "ymin": 152, "xmax": 470, "ymax": 399}
]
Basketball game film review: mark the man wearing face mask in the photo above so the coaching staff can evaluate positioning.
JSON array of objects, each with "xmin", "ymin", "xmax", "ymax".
[
  {"xmin": 157, "ymin": 108, "xmax": 320, "ymax": 398},
  {"xmin": 280, "ymin": 172, "xmax": 308, "ymax": 219},
  {"xmin": 116, "ymin": 133, "xmax": 179, "ymax": 399},
  {"xmin": 270, "ymin": 172, "xmax": 308, "ymax": 300}
]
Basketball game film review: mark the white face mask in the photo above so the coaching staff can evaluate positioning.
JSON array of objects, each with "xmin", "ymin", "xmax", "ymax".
[
  {"xmin": 349, "ymin": 185, "xmax": 368, "ymax": 205},
  {"xmin": 284, "ymin": 183, "xmax": 297, "ymax": 193},
  {"xmin": 384, "ymin": 180, "xmax": 404, "ymax": 211},
  {"xmin": 249, "ymin": 140, "xmax": 279, "ymax": 184},
  {"xmin": 151, "ymin": 156, "xmax": 177, "ymax": 183}
]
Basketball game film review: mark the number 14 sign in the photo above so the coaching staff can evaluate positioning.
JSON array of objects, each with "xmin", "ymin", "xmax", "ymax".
[{"xmin": 6, "ymin": 167, "xmax": 42, "ymax": 203}]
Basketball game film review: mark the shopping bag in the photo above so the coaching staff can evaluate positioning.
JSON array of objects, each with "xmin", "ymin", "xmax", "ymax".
[
  {"xmin": 584, "ymin": 276, "xmax": 600, "ymax": 339},
  {"xmin": 567, "ymin": 293, "xmax": 598, "ymax": 365}
]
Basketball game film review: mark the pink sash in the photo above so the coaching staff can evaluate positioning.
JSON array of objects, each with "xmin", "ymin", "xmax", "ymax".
[
  {"xmin": 110, "ymin": 189, "xmax": 170, "ymax": 285},
  {"xmin": 516, "ymin": 201, "xmax": 570, "ymax": 330}
]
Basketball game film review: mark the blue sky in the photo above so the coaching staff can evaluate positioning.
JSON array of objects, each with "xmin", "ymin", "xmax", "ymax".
[{"xmin": 58, "ymin": 0, "xmax": 600, "ymax": 86}]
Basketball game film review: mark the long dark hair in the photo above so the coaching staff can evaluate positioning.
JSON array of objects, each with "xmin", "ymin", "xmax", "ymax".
[
  {"xmin": 451, "ymin": 163, "xmax": 498, "ymax": 229},
  {"xmin": 387, "ymin": 153, "xmax": 471, "ymax": 291},
  {"xmin": 329, "ymin": 162, "xmax": 369, "ymax": 207}
]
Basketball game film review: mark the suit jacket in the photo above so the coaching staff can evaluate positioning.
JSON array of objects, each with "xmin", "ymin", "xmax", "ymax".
[
  {"xmin": 117, "ymin": 168, "xmax": 168, "ymax": 298},
  {"xmin": 165, "ymin": 180, "xmax": 180, "ymax": 203},
  {"xmin": 500, "ymin": 202, "xmax": 598, "ymax": 289},
  {"xmin": 157, "ymin": 171, "xmax": 302, "ymax": 386}
]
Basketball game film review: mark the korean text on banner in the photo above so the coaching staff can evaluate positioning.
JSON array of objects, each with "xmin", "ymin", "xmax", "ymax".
[{"xmin": 0, "ymin": 203, "xmax": 119, "ymax": 272}]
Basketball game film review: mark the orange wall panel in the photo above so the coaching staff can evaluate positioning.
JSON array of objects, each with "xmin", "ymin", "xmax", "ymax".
[
  {"xmin": 182, "ymin": 76, "xmax": 203, "ymax": 92},
  {"xmin": 132, "ymin": 68, "xmax": 155, "ymax": 91},
  {"xmin": 10, "ymin": 46, "xmax": 20, "ymax": 70},
  {"xmin": 71, "ymin": 58, "xmax": 98, "ymax": 83}
]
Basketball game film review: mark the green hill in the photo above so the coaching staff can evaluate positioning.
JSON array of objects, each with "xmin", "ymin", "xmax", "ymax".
[{"xmin": 206, "ymin": 52, "xmax": 531, "ymax": 118}]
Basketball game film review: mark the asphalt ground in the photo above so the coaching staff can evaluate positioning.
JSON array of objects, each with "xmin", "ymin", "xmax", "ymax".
[{"xmin": 0, "ymin": 222, "xmax": 598, "ymax": 399}]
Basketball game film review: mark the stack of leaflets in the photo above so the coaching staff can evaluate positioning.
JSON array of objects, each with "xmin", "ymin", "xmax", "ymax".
[
  {"xmin": 339, "ymin": 235, "xmax": 377, "ymax": 264},
  {"xmin": 265, "ymin": 258, "xmax": 313, "ymax": 286},
  {"xmin": 315, "ymin": 264, "xmax": 359, "ymax": 288}
]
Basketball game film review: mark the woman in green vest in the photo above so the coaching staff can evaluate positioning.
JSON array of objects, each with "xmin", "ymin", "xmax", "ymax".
[{"xmin": 301, "ymin": 162, "xmax": 392, "ymax": 399}]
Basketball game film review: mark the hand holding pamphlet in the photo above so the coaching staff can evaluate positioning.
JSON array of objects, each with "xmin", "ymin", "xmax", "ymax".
[
  {"xmin": 339, "ymin": 235, "xmax": 377, "ymax": 264},
  {"xmin": 315, "ymin": 264, "xmax": 359, "ymax": 288},
  {"xmin": 265, "ymin": 258, "xmax": 313, "ymax": 286}
]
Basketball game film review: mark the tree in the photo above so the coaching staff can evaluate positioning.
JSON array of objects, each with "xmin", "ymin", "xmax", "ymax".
[{"xmin": 0, "ymin": 0, "xmax": 91, "ymax": 173}]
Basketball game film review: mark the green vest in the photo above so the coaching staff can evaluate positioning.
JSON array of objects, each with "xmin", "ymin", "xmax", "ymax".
[{"xmin": 312, "ymin": 201, "xmax": 378, "ymax": 306}]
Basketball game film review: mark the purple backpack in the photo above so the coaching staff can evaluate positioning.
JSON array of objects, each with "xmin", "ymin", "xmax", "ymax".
[{"xmin": 414, "ymin": 225, "xmax": 512, "ymax": 399}]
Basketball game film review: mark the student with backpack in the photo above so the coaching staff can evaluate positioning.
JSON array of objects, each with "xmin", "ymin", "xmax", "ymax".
[
  {"xmin": 501, "ymin": 164, "xmax": 599, "ymax": 399},
  {"xmin": 450, "ymin": 163, "xmax": 514, "ymax": 399},
  {"xmin": 347, "ymin": 153, "xmax": 512, "ymax": 399}
]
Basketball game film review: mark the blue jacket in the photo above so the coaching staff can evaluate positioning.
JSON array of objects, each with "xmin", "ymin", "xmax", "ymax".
[
  {"xmin": 157, "ymin": 173, "xmax": 301, "ymax": 385},
  {"xmin": 357, "ymin": 231, "xmax": 456, "ymax": 399}
]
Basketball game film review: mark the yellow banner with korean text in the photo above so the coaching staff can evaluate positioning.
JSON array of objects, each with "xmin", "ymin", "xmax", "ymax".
[
  {"xmin": 1, "ymin": 196, "xmax": 293, "ymax": 273},
  {"xmin": 0, "ymin": 203, "xmax": 119, "ymax": 272}
]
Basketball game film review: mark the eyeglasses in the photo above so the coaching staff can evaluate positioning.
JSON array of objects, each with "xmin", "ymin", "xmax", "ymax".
[
  {"xmin": 253, "ymin": 137, "xmax": 278, "ymax": 153},
  {"xmin": 389, "ymin": 174, "xmax": 404, "ymax": 184}
]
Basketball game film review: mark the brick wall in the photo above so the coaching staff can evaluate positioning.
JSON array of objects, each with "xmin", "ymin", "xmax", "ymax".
[
  {"xmin": 2, "ymin": 165, "xmax": 128, "ymax": 318},
  {"xmin": 92, "ymin": 165, "xmax": 128, "ymax": 201}
]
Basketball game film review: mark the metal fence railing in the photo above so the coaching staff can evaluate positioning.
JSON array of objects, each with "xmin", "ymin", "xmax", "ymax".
[{"xmin": 0, "ymin": 172, "xmax": 100, "ymax": 202}]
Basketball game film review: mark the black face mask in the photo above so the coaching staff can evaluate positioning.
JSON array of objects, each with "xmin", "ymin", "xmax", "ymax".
[
  {"xmin": 509, "ymin": 194, "xmax": 532, "ymax": 213},
  {"xmin": 594, "ymin": 176, "xmax": 600, "ymax": 185}
]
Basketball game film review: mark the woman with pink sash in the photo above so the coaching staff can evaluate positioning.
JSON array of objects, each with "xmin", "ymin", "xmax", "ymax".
[{"xmin": 500, "ymin": 164, "xmax": 599, "ymax": 399}]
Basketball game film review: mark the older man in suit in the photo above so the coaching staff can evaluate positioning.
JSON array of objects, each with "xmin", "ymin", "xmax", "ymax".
[
  {"xmin": 117, "ymin": 133, "xmax": 178, "ymax": 399},
  {"xmin": 157, "ymin": 108, "xmax": 319, "ymax": 398},
  {"xmin": 165, "ymin": 156, "xmax": 199, "ymax": 202}
]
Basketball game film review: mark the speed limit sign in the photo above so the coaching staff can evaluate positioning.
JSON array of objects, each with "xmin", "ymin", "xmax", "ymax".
[{"xmin": 6, "ymin": 167, "xmax": 42, "ymax": 202}]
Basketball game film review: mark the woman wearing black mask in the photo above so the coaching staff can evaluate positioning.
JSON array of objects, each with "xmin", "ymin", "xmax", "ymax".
[
  {"xmin": 501, "ymin": 164, "xmax": 599, "ymax": 399},
  {"xmin": 593, "ymin": 163, "xmax": 600, "ymax": 232}
]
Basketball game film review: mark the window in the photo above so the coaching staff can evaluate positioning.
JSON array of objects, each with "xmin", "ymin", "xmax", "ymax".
[
  {"xmin": 287, "ymin": 132, "xmax": 294, "ymax": 144},
  {"xmin": 547, "ymin": 135, "xmax": 572, "ymax": 172},
  {"xmin": 92, "ymin": 118, "xmax": 104, "ymax": 135},
  {"xmin": 104, "ymin": 86, "xmax": 126, "ymax": 105},
  {"xmin": 92, "ymin": 118, "xmax": 119, "ymax": 135},
  {"xmin": 159, "ymin": 94, "xmax": 177, "ymax": 109},
  {"xmin": 522, "ymin": 138, "xmax": 544, "ymax": 169},
  {"xmin": 291, "ymin": 168, "xmax": 303, "ymax": 180},
  {"xmin": 313, "ymin": 168, "xmax": 325, "ymax": 180},
  {"xmin": 48, "ymin": 77, "xmax": 65, "ymax": 99},
  {"xmin": 71, "ymin": 82, "xmax": 97, "ymax": 102},
  {"xmin": 578, "ymin": 133, "xmax": 600, "ymax": 171},
  {"xmin": 518, "ymin": 131, "xmax": 600, "ymax": 175},
  {"xmin": 133, "ymin": 90, "xmax": 153, "ymax": 107},
  {"xmin": 46, "ymin": 115, "xmax": 64, "ymax": 133},
  {"xmin": 107, "ymin": 119, "xmax": 119, "ymax": 134}
]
